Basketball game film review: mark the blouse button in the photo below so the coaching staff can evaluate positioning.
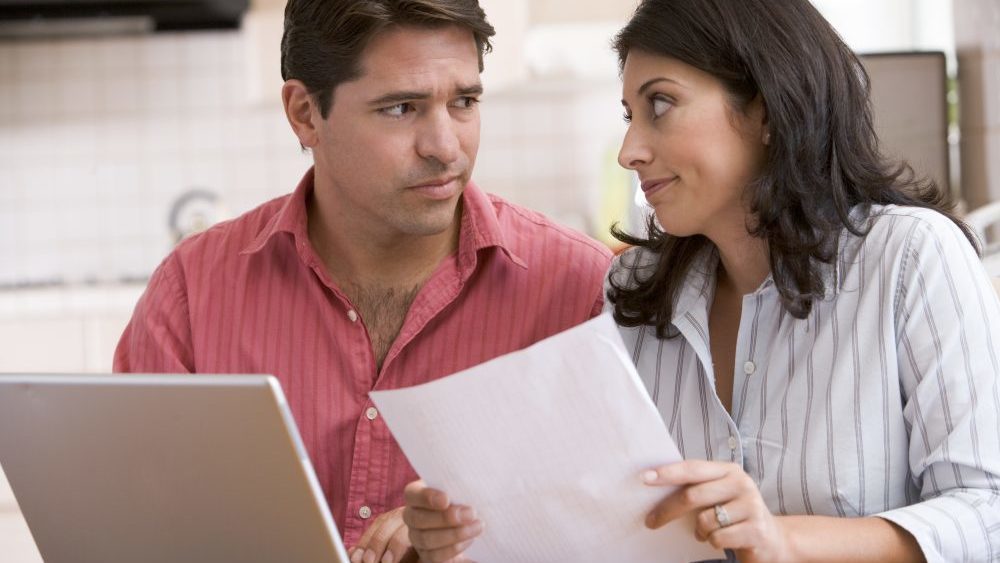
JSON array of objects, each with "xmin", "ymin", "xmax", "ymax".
[
  {"xmin": 743, "ymin": 361, "xmax": 756, "ymax": 375},
  {"xmin": 728, "ymin": 436, "xmax": 739, "ymax": 451},
  {"xmin": 347, "ymin": 309, "xmax": 359, "ymax": 323}
]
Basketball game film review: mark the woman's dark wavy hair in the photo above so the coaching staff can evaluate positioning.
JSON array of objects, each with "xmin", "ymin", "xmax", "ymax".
[{"xmin": 608, "ymin": 0, "xmax": 977, "ymax": 339}]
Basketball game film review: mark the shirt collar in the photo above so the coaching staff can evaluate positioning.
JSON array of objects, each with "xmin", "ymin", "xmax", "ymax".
[
  {"xmin": 240, "ymin": 167, "xmax": 314, "ymax": 256},
  {"xmin": 671, "ymin": 246, "xmax": 718, "ymax": 323},
  {"xmin": 240, "ymin": 167, "xmax": 526, "ymax": 270},
  {"xmin": 456, "ymin": 182, "xmax": 527, "ymax": 272},
  {"xmin": 671, "ymin": 239, "xmax": 846, "ymax": 323}
]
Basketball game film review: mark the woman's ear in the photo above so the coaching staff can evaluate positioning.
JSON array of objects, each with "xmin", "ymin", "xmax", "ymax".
[
  {"xmin": 756, "ymin": 96, "xmax": 771, "ymax": 146},
  {"xmin": 282, "ymin": 79, "xmax": 320, "ymax": 149}
]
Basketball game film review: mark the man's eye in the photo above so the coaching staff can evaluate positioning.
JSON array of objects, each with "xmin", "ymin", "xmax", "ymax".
[
  {"xmin": 381, "ymin": 103, "xmax": 413, "ymax": 117},
  {"xmin": 453, "ymin": 96, "xmax": 480, "ymax": 109}
]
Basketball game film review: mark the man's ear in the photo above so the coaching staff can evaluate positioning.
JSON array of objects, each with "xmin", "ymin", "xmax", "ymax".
[{"xmin": 282, "ymin": 79, "xmax": 320, "ymax": 149}]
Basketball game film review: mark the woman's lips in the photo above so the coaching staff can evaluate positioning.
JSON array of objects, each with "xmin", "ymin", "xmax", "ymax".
[{"xmin": 640, "ymin": 177, "xmax": 677, "ymax": 199}]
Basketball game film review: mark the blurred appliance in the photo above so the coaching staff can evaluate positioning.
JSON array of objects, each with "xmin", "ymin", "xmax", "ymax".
[
  {"xmin": 0, "ymin": 0, "xmax": 249, "ymax": 37},
  {"xmin": 169, "ymin": 188, "xmax": 228, "ymax": 245}
]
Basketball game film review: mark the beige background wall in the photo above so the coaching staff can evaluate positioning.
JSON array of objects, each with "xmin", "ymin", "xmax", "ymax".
[
  {"xmin": 530, "ymin": 0, "xmax": 639, "ymax": 24},
  {"xmin": 953, "ymin": 0, "xmax": 1000, "ymax": 208}
]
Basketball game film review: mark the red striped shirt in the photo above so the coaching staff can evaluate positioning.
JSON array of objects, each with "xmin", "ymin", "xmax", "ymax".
[{"xmin": 114, "ymin": 168, "xmax": 612, "ymax": 545}]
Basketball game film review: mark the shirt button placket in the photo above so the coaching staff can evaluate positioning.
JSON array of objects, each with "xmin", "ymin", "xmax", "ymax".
[{"xmin": 728, "ymin": 435, "xmax": 740, "ymax": 462}]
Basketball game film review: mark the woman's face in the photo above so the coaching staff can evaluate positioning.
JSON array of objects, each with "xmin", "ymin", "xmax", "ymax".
[{"xmin": 618, "ymin": 50, "xmax": 768, "ymax": 241}]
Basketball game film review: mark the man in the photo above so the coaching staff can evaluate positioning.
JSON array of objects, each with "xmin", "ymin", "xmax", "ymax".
[{"xmin": 115, "ymin": 1, "xmax": 612, "ymax": 562}]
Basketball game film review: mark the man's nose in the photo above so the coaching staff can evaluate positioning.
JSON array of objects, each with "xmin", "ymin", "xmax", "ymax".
[{"xmin": 416, "ymin": 109, "xmax": 461, "ymax": 165}]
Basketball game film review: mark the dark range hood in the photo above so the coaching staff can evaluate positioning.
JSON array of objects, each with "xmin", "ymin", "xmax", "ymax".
[{"xmin": 0, "ymin": 0, "xmax": 250, "ymax": 37}]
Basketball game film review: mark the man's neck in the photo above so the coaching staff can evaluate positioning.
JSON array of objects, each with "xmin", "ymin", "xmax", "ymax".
[{"xmin": 306, "ymin": 192, "xmax": 462, "ymax": 291}]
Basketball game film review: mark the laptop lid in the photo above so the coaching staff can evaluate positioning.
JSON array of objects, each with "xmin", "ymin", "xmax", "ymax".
[{"xmin": 0, "ymin": 374, "xmax": 350, "ymax": 563}]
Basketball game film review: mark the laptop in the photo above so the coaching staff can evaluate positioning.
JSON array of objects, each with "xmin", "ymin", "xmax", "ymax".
[{"xmin": 0, "ymin": 374, "xmax": 351, "ymax": 563}]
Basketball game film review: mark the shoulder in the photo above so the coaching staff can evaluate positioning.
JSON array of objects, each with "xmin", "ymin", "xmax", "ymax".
[
  {"xmin": 172, "ymin": 194, "xmax": 289, "ymax": 263},
  {"xmin": 854, "ymin": 205, "xmax": 976, "ymax": 261},
  {"xmin": 486, "ymin": 192, "xmax": 613, "ymax": 271},
  {"xmin": 867, "ymin": 205, "xmax": 963, "ymax": 235},
  {"xmin": 838, "ymin": 205, "xmax": 983, "ymax": 305},
  {"xmin": 147, "ymin": 193, "xmax": 291, "ymax": 293}
]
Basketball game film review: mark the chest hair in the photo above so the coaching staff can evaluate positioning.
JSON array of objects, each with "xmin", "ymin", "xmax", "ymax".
[{"xmin": 347, "ymin": 282, "xmax": 421, "ymax": 371}]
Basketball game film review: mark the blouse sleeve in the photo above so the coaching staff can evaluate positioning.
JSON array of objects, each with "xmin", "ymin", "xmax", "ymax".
[{"xmin": 876, "ymin": 213, "xmax": 1000, "ymax": 562}]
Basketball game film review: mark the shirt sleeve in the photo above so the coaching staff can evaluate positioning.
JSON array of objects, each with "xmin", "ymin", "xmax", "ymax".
[
  {"xmin": 876, "ymin": 213, "xmax": 1000, "ymax": 562},
  {"xmin": 113, "ymin": 252, "xmax": 195, "ymax": 373}
]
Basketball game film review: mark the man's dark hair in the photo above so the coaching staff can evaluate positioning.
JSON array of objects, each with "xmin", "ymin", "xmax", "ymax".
[
  {"xmin": 281, "ymin": 0, "xmax": 495, "ymax": 118},
  {"xmin": 608, "ymin": 0, "xmax": 977, "ymax": 337}
]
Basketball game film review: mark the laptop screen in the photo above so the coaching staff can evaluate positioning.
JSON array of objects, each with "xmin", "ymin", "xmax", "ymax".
[{"xmin": 0, "ymin": 374, "xmax": 350, "ymax": 563}]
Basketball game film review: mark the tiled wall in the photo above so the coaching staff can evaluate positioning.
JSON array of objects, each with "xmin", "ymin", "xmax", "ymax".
[
  {"xmin": 0, "ymin": 31, "xmax": 310, "ymax": 287},
  {"xmin": 0, "ymin": 30, "xmax": 628, "ymax": 288}
]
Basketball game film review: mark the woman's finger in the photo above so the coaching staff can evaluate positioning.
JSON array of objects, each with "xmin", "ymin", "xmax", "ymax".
[
  {"xmin": 704, "ymin": 516, "xmax": 772, "ymax": 552},
  {"xmin": 641, "ymin": 460, "xmax": 737, "ymax": 487},
  {"xmin": 646, "ymin": 471, "xmax": 748, "ymax": 528},
  {"xmin": 693, "ymin": 501, "xmax": 753, "ymax": 541}
]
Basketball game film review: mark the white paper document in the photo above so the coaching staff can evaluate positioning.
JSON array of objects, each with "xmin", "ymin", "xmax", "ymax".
[{"xmin": 370, "ymin": 314, "xmax": 725, "ymax": 563}]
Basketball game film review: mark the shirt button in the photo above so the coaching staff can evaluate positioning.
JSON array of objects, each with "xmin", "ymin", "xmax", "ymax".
[
  {"xmin": 728, "ymin": 436, "xmax": 739, "ymax": 450},
  {"xmin": 347, "ymin": 310, "xmax": 359, "ymax": 323},
  {"xmin": 358, "ymin": 505, "xmax": 372, "ymax": 519},
  {"xmin": 365, "ymin": 407, "xmax": 379, "ymax": 420},
  {"xmin": 743, "ymin": 361, "xmax": 756, "ymax": 375}
]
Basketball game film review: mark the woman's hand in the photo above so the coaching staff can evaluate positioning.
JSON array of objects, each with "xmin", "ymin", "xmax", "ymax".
[
  {"xmin": 643, "ymin": 460, "xmax": 796, "ymax": 563},
  {"xmin": 403, "ymin": 480, "xmax": 483, "ymax": 563}
]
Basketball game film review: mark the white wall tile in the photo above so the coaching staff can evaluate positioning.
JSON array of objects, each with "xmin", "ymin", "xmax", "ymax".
[
  {"xmin": 0, "ymin": 29, "xmax": 625, "ymax": 288},
  {"xmin": 15, "ymin": 79, "xmax": 57, "ymax": 122},
  {"xmin": 56, "ymin": 76, "xmax": 101, "ymax": 118},
  {"xmin": 139, "ymin": 33, "xmax": 184, "ymax": 70},
  {"xmin": 180, "ymin": 69, "xmax": 227, "ymax": 111},
  {"xmin": 94, "ymin": 36, "xmax": 141, "ymax": 73},
  {"xmin": 0, "ymin": 42, "xmax": 13, "ymax": 79},
  {"xmin": 12, "ymin": 42, "xmax": 54, "ymax": 81},
  {"xmin": 0, "ymin": 318, "xmax": 87, "ymax": 371},
  {"xmin": 140, "ymin": 73, "xmax": 183, "ymax": 115}
]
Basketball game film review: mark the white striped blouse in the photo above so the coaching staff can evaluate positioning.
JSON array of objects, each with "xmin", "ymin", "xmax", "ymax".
[{"xmin": 607, "ymin": 206, "xmax": 1000, "ymax": 562}]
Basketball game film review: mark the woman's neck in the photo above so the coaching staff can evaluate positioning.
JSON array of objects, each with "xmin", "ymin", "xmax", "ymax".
[{"xmin": 713, "ymin": 232, "xmax": 770, "ymax": 296}]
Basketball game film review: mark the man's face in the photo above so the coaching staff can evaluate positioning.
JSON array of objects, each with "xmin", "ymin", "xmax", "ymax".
[{"xmin": 310, "ymin": 25, "xmax": 482, "ymax": 242}]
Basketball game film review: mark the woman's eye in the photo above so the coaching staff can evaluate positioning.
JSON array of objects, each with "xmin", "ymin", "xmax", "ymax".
[
  {"xmin": 381, "ymin": 103, "xmax": 413, "ymax": 117},
  {"xmin": 622, "ymin": 111, "xmax": 632, "ymax": 123},
  {"xmin": 652, "ymin": 97, "xmax": 672, "ymax": 118}
]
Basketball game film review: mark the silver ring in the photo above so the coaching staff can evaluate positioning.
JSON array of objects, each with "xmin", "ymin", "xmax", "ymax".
[{"xmin": 714, "ymin": 504, "xmax": 732, "ymax": 528}]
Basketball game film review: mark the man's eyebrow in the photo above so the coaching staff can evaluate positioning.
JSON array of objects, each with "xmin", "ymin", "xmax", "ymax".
[
  {"xmin": 367, "ymin": 83, "xmax": 484, "ymax": 107},
  {"xmin": 456, "ymin": 84, "xmax": 484, "ymax": 97}
]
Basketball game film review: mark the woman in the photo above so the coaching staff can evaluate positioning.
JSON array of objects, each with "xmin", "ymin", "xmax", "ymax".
[{"xmin": 402, "ymin": 0, "xmax": 1000, "ymax": 561}]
